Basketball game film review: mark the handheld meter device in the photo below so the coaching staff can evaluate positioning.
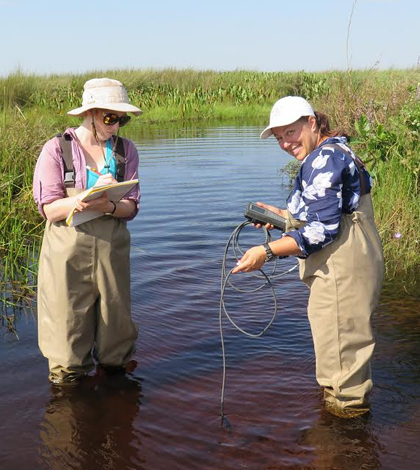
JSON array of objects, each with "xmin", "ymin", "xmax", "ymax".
[{"xmin": 244, "ymin": 202, "xmax": 287, "ymax": 231}]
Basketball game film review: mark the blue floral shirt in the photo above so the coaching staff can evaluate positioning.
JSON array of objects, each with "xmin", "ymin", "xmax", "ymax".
[{"xmin": 284, "ymin": 136, "xmax": 372, "ymax": 258}]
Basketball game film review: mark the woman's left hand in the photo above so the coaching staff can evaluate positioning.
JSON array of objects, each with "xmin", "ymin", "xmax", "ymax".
[{"xmin": 232, "ymin": 245, "xmax": 266, "ymax": 273}]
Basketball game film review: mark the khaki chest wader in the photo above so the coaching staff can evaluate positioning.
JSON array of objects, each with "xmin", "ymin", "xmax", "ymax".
[
  {"xmin": 37, "ymin": 188, "xmax": 138, "ymax": 384},
  {"xmin": 286, "ymin": 194, "xmax": 384, "ymax": 415}
]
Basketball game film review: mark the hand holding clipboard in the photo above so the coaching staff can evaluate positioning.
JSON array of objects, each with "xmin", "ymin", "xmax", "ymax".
[{"xmin": 66, "ymin": 179, "xmax": 139, "ymax": 227}]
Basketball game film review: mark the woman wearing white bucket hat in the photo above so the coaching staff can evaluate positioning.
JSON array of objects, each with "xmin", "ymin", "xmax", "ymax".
[
  {"xmin": 233, "ymin": 96, "xmax": 384, "ymax": 418},
  {"xmin": 33, "ymin": 78, "xmax": 142, "ymax": 386}
]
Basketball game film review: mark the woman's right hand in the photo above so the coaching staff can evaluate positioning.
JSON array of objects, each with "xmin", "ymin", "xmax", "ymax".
[
  {"xmin": 93, "ymin": 173, "xmax": 118, "ymax": 187},
  {"xmin": 253, "ymin": 201, "xmax": 287, "ymax": 230}
]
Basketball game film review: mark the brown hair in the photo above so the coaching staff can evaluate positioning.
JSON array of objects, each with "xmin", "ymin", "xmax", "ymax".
[{"xmin": 313, "ymin": 111, "xmax": 350, "ymax": 140}]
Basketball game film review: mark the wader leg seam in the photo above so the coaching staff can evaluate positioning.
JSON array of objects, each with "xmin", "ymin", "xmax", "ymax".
[{"xmin": 329, "ymin": 252, "xmax": 344, "ymax": 394}]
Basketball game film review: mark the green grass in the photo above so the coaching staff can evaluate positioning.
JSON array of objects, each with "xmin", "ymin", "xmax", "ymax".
[
  {"xmin": 353, "ymin": 98, "xmax": 420, "ymax": 288},
  {"xmin": 0, "ymin": 108, "xmax": 45, "ymax": 323}
]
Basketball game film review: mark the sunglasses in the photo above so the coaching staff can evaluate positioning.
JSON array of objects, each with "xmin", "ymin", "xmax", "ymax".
[{"xmin": 102, "ymin": 112, "xmax": 131, "ymax": 127}]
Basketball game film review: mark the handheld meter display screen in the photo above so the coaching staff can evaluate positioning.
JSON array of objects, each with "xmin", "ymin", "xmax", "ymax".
[{"xmin": 244, "ymin": 202, "xmax": 287, "ymax": 231}]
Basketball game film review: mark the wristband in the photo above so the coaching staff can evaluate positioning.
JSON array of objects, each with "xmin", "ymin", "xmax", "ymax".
[
  {"xmin": 104, "ymin": 201, "xmax": 117, "ymax": 216},
  {"xmin": 263, "ymin": 243, "xmax": 275, "ymax": 262}
]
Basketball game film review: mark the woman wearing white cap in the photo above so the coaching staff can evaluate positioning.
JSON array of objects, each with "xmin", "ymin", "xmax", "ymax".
[
  {"xmin": 233, "ymin": 96, "xmax": 384, "ymax": 418},
  {"xmin": 33, "ymin": 78, "xmax": 142, "ymax": 385}
]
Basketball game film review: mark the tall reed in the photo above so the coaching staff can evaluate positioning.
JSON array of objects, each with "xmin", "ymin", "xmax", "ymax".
[{"xmin": 0, "ymin": 107, "xmax": 48, "ymax": 320}]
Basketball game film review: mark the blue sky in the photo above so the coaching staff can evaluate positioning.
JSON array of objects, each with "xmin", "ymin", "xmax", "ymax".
[{"xmin": 0, "ymin": 0, "xmax": 418, "ymax": 76}]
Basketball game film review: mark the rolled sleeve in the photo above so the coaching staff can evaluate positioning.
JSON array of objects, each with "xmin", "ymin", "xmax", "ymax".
[
  {"xmin": 33, "ymin": 137, "xmax": 66, "ymax": 219},
  {"xmin": 120, "ymin": 138, "xmax": 140, "ymax": 221}
]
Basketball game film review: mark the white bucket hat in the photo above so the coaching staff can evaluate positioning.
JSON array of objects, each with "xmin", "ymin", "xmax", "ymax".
[
  {"xmin": 67, "ymin": 78, "xmax": 142, "ymax": 116},
  {"xmin": 260, "ymin": 96, "xmax": 315, "ymax": 139}
]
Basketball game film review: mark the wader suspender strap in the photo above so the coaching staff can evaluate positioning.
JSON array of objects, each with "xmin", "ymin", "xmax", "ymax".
[
  {"xmin": 328, "ymin": 143, "xmax": 368, "ymax": 196},
  {"xmin": 57, "ymin": 133, "xmax": 126, "ymax": 188},
  {"xmin": 113, "ymin": 136, "xmax": 126, "ymax": 183},
  {"xmin": 57, "ymin": 134, "xmax": 75, "ymax": 188}
]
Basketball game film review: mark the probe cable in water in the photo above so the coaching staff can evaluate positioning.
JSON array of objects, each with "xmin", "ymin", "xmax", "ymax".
[{"xmin": 219, "ymin": 208, "xmax": 298, "ymax": 430}]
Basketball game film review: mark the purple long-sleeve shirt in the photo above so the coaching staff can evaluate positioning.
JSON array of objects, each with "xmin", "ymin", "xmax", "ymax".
[{"xmin": 33, "ymin": 127, "xmax": 140, "ymax": 221}]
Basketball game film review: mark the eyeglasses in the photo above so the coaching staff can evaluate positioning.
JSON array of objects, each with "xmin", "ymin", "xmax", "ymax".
[{"xmin": 102, "ymin": 113, "xmax": 131, "ymax": 127}]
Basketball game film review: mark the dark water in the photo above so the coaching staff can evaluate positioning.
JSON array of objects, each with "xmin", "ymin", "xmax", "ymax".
[{"xmin": 1, "ymin": 123, "xmax": 420, "ymax": 470}]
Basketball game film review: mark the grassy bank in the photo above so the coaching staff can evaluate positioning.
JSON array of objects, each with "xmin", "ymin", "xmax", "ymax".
[{"xmin": 1, "ymin": 68, "xmax": 420, "ymax": 310}]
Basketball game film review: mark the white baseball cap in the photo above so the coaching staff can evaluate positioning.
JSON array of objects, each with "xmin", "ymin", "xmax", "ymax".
[{"xmin": 260, "ymin": 96, "xmax": 315, "ymax": 139}]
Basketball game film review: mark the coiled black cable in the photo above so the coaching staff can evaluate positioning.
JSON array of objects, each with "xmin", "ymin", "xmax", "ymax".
[{"xmin": 219, "ymin": 221, "xmax": 298, "ymax": 429}]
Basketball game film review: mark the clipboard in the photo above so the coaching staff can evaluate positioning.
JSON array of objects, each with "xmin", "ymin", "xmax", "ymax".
[{"xmin": 66, "ymin": 179, "xmax": 138, "ymax": 227}]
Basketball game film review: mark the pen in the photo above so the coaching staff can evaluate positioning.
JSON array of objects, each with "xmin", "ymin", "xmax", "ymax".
[{"xmin": 86, "ymin": 165, "xmax": 102, "ymax": 176}]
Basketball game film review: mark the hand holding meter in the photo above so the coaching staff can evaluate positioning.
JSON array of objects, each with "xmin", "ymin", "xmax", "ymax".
[{"xmin": 244, "ymin": 202, "xmax": 287, "ymax": 231}]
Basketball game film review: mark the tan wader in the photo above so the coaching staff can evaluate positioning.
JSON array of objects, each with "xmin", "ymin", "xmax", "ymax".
[
  {"xmin": 287, "ymin": 194, "xmax": 384, "ymax": 417},
  {"xmin": 37, "ymin": 196, "xmax": 138, "ymax": 384}
]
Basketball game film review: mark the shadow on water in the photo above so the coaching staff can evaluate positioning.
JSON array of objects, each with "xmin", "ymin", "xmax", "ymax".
[{"xmin": 1, "ymin": 122, "xmax": 420, "ymax": 470}]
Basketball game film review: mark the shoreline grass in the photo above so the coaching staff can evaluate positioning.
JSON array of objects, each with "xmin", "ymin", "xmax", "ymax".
[{"xmin": 1, "ymin": 68, "xmax": 420, "ymax": 318}]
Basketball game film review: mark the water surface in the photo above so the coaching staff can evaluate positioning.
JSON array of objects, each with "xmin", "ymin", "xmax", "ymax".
[{"xmin": 1, "ymin": 123, "xmax": 419, "ymax": 470}]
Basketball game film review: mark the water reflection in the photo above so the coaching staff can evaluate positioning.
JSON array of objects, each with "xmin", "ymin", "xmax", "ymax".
[
  {"xmin": 38, "ymin": 375, "xmax": 143, "ymax": 470},
  {"xmin": 303, "ymin": 409, "xmax": 382, "ymax": 470}
]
